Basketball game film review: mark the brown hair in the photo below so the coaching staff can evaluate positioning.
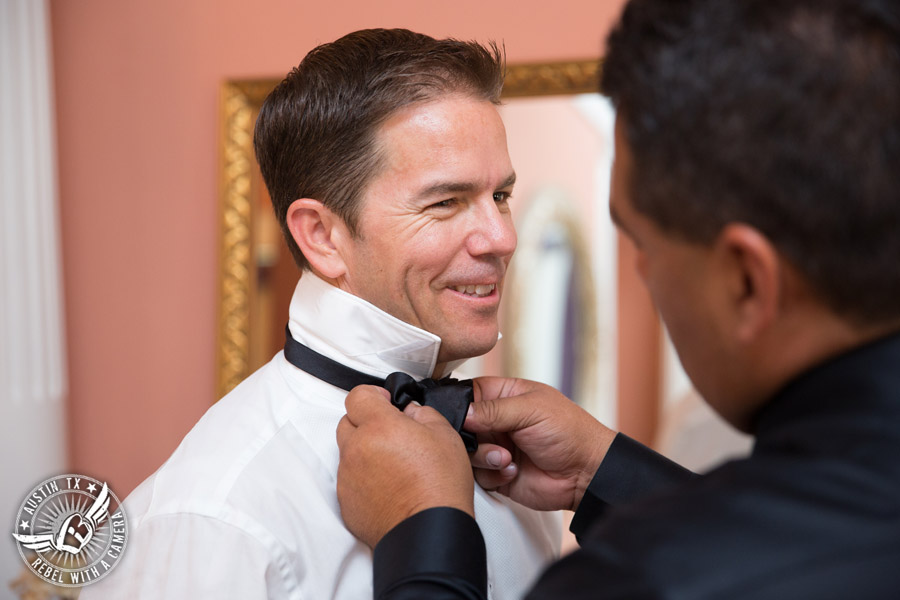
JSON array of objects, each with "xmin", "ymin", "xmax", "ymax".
[
  {"xmin": 602, "ymin": 0, "xmax": 900, "ymax": 325},
  {"xmin": 253, "ymin": 28, "xmax": 505, "ymax": 270}
]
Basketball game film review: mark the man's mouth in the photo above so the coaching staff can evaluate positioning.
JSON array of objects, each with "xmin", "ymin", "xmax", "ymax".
[{"xmin": 451, "ymin": 284, "xmax": 496, "ymax": 298}]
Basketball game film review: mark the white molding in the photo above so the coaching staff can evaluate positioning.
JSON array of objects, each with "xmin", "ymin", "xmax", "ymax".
[{"xmin": 0, "ymin": 0, "xmax": 67, "ymax": 589}]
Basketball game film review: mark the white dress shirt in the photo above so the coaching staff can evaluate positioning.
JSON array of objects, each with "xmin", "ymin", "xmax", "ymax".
[{"xmin": 82, "ymin": 274, "xmax": 561, "ymax": 599}]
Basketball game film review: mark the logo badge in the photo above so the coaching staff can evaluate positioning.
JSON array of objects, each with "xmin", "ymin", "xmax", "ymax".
[{"xmin": 11, "ymin": 474, "xmax": 127, "ymax": 587}]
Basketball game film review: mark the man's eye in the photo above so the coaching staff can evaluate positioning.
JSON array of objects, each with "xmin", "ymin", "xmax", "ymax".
[
  {"xmin": 493, "ymin": 191, "xmax": 511, "ymax": 203},
  {"xmin": 431, "ymin": 199, "xmax": 456, "ymax": 209}
]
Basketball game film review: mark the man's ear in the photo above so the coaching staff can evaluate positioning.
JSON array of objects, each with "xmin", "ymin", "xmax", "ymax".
[
  {"xmin": 286, "ymin": 198, "xmax": 351, "ymax": 279},
  {"xmin": 714, "ymin": 224, "xmax": 783, "ymax": 344}
]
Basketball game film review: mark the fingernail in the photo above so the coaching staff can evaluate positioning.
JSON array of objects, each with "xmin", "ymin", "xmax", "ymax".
[
  {"xmin": 501, "ymin": 463, "xmax": 517, "ymax": 477},
  {"xmin": 411, "ymin": 401, "xmax": 422, "ymax": 407},
  {"xmin": 486, "ymin": 450, "xmax": 503, "ymax": 467},
  {"xmin": 467, "ymin": 404, "xmax": 474, "ymax": 418}
]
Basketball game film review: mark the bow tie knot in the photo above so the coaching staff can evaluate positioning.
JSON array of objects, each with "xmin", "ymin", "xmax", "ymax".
[
  {"xmin": 283, "ymin": 326, "xmax": 477, "ymax": 451},
  {"xmin": 384, "ymin": 372, "xmax": 478, "ymax": 452}
]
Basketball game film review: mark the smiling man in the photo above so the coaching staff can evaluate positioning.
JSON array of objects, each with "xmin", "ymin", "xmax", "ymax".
[{"xmin": 81, "ymin": 29, "xmax": 559, "ymax": 599}]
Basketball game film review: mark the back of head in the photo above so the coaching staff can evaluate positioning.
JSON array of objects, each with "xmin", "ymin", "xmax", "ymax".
[
  {"xmin": 602, "ymin": 0, "xmax": 900, "ymax": 326},
  {"xmin": 254, "ymin": 29, "xmax": 505, "ymax": 271}
]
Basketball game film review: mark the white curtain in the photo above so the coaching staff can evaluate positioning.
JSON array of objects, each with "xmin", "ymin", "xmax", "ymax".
[{"xmin": 0, "ymin": 0, "xmax": 67, "ymax": 589}]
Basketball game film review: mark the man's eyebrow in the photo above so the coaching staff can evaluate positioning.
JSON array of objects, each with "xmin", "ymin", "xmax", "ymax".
[
  {"xmin": 415, "ymin": 181, "xmax": 478, "ymax": 199},
  {"xmin": 413, "ymin": 172, "xmax": 517, "ymax": 201},
  {"xmin": 498, "ymin": 172, "xmax": 517, "ymax": 190}
]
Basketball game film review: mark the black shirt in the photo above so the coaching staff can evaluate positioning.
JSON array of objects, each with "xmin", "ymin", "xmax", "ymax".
[{"xmin": 373, "ymin": 333, "xmax": 900, "ymax": 599}]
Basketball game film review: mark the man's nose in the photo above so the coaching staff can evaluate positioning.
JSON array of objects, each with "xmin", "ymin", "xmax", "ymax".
[{"xmin": 467, "ymin": 198, "xmax": 517, "ymax": 258}]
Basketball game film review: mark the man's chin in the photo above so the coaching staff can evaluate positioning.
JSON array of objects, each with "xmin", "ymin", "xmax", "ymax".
[{"xmin": 437, "ymin": 334, "xmax": 500, "ymax": 365}]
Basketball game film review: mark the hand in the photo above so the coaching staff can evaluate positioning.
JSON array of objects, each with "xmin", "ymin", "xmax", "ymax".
[
  {"xmin": 466, "ymin": 377, "xmax": 617, "ymax": 512},
  {"xmin": 336, "ymin": 385, "xmax": 475, "ymax": 548}
]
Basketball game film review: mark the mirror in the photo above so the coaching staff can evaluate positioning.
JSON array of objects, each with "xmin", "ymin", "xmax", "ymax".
[{"xmin": 215, "ymin": 60, "xmax": 614, "ymax": 421}]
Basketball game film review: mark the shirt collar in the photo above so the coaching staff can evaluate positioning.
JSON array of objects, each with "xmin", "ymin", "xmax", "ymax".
[
  {"xmin": 287, "ymin": 273, "xmax": 468, "ymax": 381},
  {"xmin": 753, "ymin": 330, "xmax": 900, "ymax": 440}
]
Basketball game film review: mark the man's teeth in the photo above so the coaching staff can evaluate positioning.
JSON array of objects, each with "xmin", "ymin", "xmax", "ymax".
[{"xmin": 452, "ymin": 284, "xmax": 495, "ymax": 297}]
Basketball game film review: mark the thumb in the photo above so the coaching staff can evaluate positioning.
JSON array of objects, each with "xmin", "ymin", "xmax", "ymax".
[
  {"xmin": 344, "ymin": 385, "xmax": 393, "ymax": 427},
  {"xmin": 465, "ymin": 393, "xmax": 541, "ymax": 436},
  {"xmin": 404, "ymin": 402, "xmax": 451, "ymax": 428}
]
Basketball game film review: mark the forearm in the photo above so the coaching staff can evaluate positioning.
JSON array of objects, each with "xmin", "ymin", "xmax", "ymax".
[{"xmin": 570, "ymin": 433, "xmax": 696, "ymax": 539}]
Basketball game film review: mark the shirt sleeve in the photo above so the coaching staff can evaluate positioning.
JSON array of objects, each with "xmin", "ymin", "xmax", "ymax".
[
  {"xmin": 371, "ymin": 435, "xmax": 694, "ymax": 600},
  {"xmin": 570, "ymin": 433, "xmax": 696, "ymax": 540},
  {"xmin": 374, "ymin": 507, "xmax": 488, "ymax": 600},
  {"xmin": 524, "ymin": 541, "xmax": 662, "ymax": 600}
]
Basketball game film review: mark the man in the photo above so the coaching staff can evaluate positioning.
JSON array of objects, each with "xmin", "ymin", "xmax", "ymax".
[
  {"xmin": 335, "ymin": 1, "xmax": 900, "ymax": 598},
  {"xmin": 82, "ymin": 29, "xmax": 559, "ymax": 599}
]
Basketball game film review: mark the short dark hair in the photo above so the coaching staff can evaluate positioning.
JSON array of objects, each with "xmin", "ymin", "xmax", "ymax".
[
  {"xmin": 602, "ymin": 0, "xmax": 900, "ymax": 325},
  {"xmin": 254, "ymin": 28, "xmax": 505, "ymax": 271}
]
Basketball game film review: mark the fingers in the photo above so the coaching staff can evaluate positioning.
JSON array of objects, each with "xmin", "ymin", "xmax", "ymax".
[
  {"xmin": 335, "ymin": 415, "xmax": 354, "ymax": 449},
  {"xmin": 474, "ymin": 464, "xmax": 518, "ymax": 491},
  {"xmin": 404, "ymin": 403, "xmax": 470, "ymax": 452},
  {"xmin": 470, "ymin": 442, "xmax": 518, "ymax": 492},
  {"xmin": 343, "ymin": 385, "xmax": 392, "ymax": 427},
  {"xmin": 403, "ymin": 401, "xmax": 444, "ymax": 426},
  {"xmin": 469, "ymin": 443, "xmax": 513, "ymax": 470},
  {"xmin": 465, "ymin": 387, "xmax": 548, "ymax": 434},
  {"xmin": 471, "ymin": 376, "xmax": 534, "ymax": 404}
]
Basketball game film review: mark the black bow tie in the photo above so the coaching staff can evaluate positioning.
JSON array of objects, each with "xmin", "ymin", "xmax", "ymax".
[{"xmin": 283, "ymin": 326, "xmax": 477, "ymax": 451}]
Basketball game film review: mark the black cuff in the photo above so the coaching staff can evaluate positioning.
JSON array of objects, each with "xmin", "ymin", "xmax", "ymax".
[
  {"xmin": 374, "ymin": 507, "xmax": 487, "ymax": 599},
  {"xmin": 570, "ymin": 433, "xmax": 695, "ymax": 540}
]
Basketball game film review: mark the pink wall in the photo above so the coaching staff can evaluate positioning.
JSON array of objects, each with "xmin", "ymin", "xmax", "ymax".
[{"xmin": 51, "ymin": 0, "xmax": 630, "ymax": 496}]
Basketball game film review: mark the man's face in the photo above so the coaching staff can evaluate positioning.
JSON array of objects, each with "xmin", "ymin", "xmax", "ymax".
[
  {"xmin": 609, "ymin": 118, "xmax": 738, "ymax": 421},
  {"xmin": 336, "ymin": 95, "xmax": 517, "ymax": 371}
]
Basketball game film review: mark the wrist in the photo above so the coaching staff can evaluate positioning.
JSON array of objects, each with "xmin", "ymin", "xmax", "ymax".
[
  {"xmin": 404, "ymin": 482, "xmax": 475, "ymax": 522},
  {"xmin": 409, "ymin": 499, "xmax": 475, "ymax": 522},
  {"xmin": 572, "ymin": 427, "xmax": 618, "ymax": 511}
]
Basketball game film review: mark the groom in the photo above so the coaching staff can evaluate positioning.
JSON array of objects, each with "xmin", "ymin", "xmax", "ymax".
[{"xmin": 81, "ymin": 28, "xmax": 560, "ymax": 599}]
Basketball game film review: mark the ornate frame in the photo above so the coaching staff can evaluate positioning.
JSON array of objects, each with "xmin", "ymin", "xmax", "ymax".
[{"xmin": 215, "ymin": 59, "xmax": 601, "ymax": 400}]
